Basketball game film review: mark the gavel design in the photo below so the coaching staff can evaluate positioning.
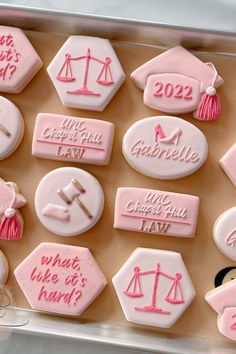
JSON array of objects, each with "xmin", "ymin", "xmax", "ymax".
[
  {"xmin": 57, "ymin": 178, "xmax": 93, "ymax": 219},
  {"xmin": 0, "ymin": 122, "xmax": 11, "ymax": 137}
]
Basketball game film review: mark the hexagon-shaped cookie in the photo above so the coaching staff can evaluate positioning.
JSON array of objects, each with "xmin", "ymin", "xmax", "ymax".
[
  {"xmin": 113, "ymin": 248, "xmax": 195, "ymax": 328},
  {"xmin": 14, "ymin": 242, "xmax": 107, "ymax": 316},
  {"xmin": 47, "ymin": 36, "xmax": 125, "ymax": 111},
  {"xmin": 0, "ymin": 26, "xmax": 42, "ymax": 93}
]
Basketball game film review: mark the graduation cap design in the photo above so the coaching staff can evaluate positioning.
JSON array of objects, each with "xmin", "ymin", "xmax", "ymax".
[
  {"xmin": 205, "ymin": 279, "xmax": 236, "ymax": 315},
  {"xmin": 131, "ymin": 46, "xmax": 224, "ymax": 121},
  {"xmin": 205, "ymin": 279, "xmax": 236, "ymax": 341}
]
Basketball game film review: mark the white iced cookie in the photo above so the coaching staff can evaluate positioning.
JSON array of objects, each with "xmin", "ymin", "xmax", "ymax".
[
  {"xmin": 35, "ymin": 167, "xmax": 104, "ymax": 236},
  {"xmin": 0, "ymin": 96, "xmax": 24, "ymax": 159},
  {"xmin": 112, "ymin": 247, "xmax": 196, "ymax": 328},
  {"xmin": 47, "ymin": 35, "xmax": 125, "ymax": 111},
  {"xmin": 122, "ymin": 116, "xmax": 208, "ymax": 180},
  {"xmin": 0, "ymin": 249, "xmax": 9, "ymax": 288},
  {"xmin": 213, "ymin": 207, "xmax": 236, "ymax": 261}
]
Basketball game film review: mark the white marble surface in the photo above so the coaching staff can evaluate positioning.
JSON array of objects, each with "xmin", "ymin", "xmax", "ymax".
[{"xmin": 0, "ymin": 1, "xmax": 234, "ymax": 353}]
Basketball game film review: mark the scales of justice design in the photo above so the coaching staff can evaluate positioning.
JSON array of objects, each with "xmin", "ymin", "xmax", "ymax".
[
  {"xmin": 56, "ymin": 47, "xmax": 114, "ymax": 96},
  {"xmin": 123, "ymin": 262, "xmax": 185, "ymax": 314}
]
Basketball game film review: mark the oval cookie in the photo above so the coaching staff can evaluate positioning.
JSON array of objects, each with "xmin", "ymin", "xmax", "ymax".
[
  {"xmin": 35, "ymin": 167, "xmax": 104, "ymax": 236},
  {"xmin": 122, "ymin": 116, "xmax": 208, "ymax": 180},
  {"xmin": 0, "ymin": 96, "xmax": 24, "ymax": 159}
]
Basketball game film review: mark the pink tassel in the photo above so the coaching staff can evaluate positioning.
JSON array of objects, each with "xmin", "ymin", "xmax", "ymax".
[
  {"xmin": 0, "ymin": 213, "xmax": 22, "ymax": 240},
  {"xmin": 194, "ymin": 86, "xmax": 221, "ymax": 121}
]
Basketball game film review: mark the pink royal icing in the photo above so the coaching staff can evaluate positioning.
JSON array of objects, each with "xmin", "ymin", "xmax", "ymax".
[
  {"xmin": 0, "ymin": 26, "xmax": 42, "ymax": 93},
  {"xmin": 14, "ymin": 242, "xmax": 107, "ymax": 316},
  {"xmin": 112, "ymin": 247, "xmax": 196, "ymax": 328},
  {"xmin": 114, "ymin": 187, "xmax": 199, "ymax": 237},
  {"xmin": 47, "ymin": 36, "xmax": 125, "ymax": 111},
  {"xmin": 32, "ymin": 113, "xmax": 115, "ymax": 165}
]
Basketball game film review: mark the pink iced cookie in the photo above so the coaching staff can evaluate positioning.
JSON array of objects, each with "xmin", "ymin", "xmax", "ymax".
[
  {"xmin": 32, "ymin": 113, "xmax": 115, "ymax": 165},
  {"xmin": 0, "ymin": 96, "xmax": 24, "ymax": 159},
  {"xmin": 0, "ymin": 26, "xmax": 42, "ymax": 93},
  {"xmin": 113, "ymin": 247, "xmax": 196, "ymax": 328},
  {"xmin": 131, "ymin": 46, "xmax": 223, "ymax": 121},
  {"xmin": 205, "ymin": 279, "xmax": 236, "ymax": 341},
  {"xmin": 122, "ymin": 116, "xmax": 208, "ymax": 180},
  {"xmin": 35, "ymin": 167, "xmax": 104, "ymax": 236},
  {"xmin": 131, "ymin": 46, "xmax": 223, "ymax": 91},
  {"xmin": 114, "ymin": 187, "xmax": 199, "ymax": 237},
  {"xmin": 219, "ymin": 143, "xmax": 236, "ymax": 187},
  {"xmin": 213, "ymin": 207, "xmax": 236, "ymax": 261},
  {"xmin": 14, "ymin": 242, "xmax": 107, "ymax": 316},
  {"xmin": 47, "ymin": 36, "xmax": 125, "ymax": 111},
  {"xmin": 0, "ymin": 178, "xmax": 26, "ymax": 240}
]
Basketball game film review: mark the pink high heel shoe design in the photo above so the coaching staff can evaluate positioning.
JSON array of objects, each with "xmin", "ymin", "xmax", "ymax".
[{"xmin": 154, "ymin": 124, "xmax": 182, "ymax": 145}]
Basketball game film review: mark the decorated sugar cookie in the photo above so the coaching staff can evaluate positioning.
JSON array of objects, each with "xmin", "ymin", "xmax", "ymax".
[
  {"xmin": 47, "ymin": 35, "xmax": 125, "ymax": 111},
  {"xmin": 0, "ymin": 250, "xmax": 9, "ymax": 288},
  {"xmin": 32, "ymin": 113, "xmax": 115, "ymax": 165},
  {"xmin": 122, "ymin": 116, "xmax": 208, "ymax": 180},
  {"xmin": 131, "ymin": 46, "xmax": 224, "ymax": 121},
  {"xmin": 35, "ymin": 167, "xmax": 104, "ymax": 236},
  {"xmin": 205, "ymin": 279, "xmax": 236, "ymax": 341},
  {"xmin": 213, "ymin": 207, "xmax": 236, "ymax": 261},
  {"xmin": 0, "ymin": 96, "xmax": 24, "ymax": 159},
  {"xmin": 0, "ymin": 178, "xmax": 26, "ymax": 240},
  {"xmin": 0, "ymin": 25, "xmax": 42, "ymax": 93},
  {"xmin": 114, "ymin": 187, "xmax": 199, "ymax": 237},
  {"xmin": 14, "ymin": 242, "xmax": 107, "ymax": 316},
  {"xmin": 113, "ymin": 248, "xmax": 196, "ymax": 328},
  {"xmin": 220, "ymin": 143, "xmax": 236, "ymax": 187}
]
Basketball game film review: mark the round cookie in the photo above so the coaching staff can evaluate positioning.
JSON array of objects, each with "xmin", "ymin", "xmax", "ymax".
[
  {"xmin": 35, "ymin": 167, "xmax": 104, "ymax": 236},
  {"xmin": 0, "ymin": 249, "xmax": 9, "ymax": 288},
  {"xmin": 0, "ymin": 96, "xmax": 24, "ymax": 159},
  {"xmin": 213, "ymin": 207, "xmax": 236, "ymax": 261}
]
